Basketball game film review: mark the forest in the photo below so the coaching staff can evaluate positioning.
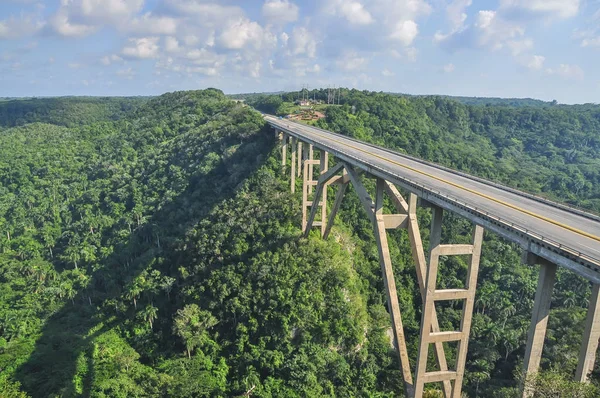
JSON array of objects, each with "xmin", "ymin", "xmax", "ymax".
[{"xmin": 0, "ymin": 89, "xmax": 598, "ymax": 397}]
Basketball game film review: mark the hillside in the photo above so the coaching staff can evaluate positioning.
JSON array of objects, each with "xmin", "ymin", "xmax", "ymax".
[{"xmin": 0, "ymin": 90, "xmax": 598, "ymax": 397}]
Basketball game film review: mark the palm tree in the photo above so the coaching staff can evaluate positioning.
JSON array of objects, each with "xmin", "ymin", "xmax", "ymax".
[{"xmin": 143, "ymin": 305, "xmax": 158, "ymax": 329}]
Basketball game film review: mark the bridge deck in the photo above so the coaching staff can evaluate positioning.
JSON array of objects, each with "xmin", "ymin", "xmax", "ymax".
[{"xmin": 266, "ymin": 115, "xmax": 600, "ymax": 282}]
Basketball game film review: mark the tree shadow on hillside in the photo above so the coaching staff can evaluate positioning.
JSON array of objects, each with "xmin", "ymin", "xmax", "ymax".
[{"xmin": 15, "ymin": 130, "xmax": 276, "ymax": 397}]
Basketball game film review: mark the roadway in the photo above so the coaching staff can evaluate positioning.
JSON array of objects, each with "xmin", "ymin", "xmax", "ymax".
[{"xmin": 265, "ymin": 115, "xmax": 600, "ymax": 279}]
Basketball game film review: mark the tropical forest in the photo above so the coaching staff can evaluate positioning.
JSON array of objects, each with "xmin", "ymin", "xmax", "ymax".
[{"xmin": 0, "ymin": 88, "xmax": 599, "ymax": 398}]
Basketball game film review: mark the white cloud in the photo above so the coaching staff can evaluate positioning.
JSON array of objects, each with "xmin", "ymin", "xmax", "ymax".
[
  {"xmin": 289, "ymin": 26, "xmax": 317, "ymax": 58},
  {"xmin": 390, "ymin": 20, "xmax": 418, "ymax": 46},
  {"xmin": 443, "ymin": 63, "xmax": 455, "ymax": 73},
  {"xmin": 336, "ymin": 50, "xmax": 368, "ymax": 71},
  {"xmin": 524, "ymin": 54, "xmax": 545, "ymax": 70},
  {"xmin": 101, "ymin": 54, "xmax": 123, "ymax": 65},
  {"xmin": 48, "ymin": 0, "xmax": 144, "ymax": 37},
  {"xmin": 48, "ymin": 11, "xmax": 97, "ymax": 37},
  {"xmin": 218, "ymin": 18, "xmax": 273, "ymax": 50},
  {"xmin": 0, "ymin": 15, "xmax": 44, "ymax": 39},
  {"xmin": 500, "ymin": 0, "xmax": 580, "ymax": 19},
  {"xmin": 68, "ymin": 63, "xmax": 82, "ymax": 69},
  {"xmin": 475, "ymin": 10, "xmax": 525, "ymax": 51},
  {"xmin": 122, "ymin": 37, "xmax": 160, "ymax": 59},
  {"xmin": 116, "ymin": 67, "xmax": 136, "ymax": 79},
  {"xmin": 68, "ymin": 0, "xmax": 144, "ymax": 23},
  {"xmin": 163, "ymin": 0, "xmax": 245, "ymax": 25},
  {"xmin": 127, "ymin": 13, "xmax": 178, "ymax": 35},
  {"xmin": 164, "ymin": 36, "xmax": 181, "ymax": 53},
  {"xmin": 507, "ymin": 38, "xmax": 533, "ymax": 56},
  {"xmin": 546, "ymin": 64, "xmax": 584, "ymax": 80},
  {"xmin": 446, "ymin": 0, "xmax": 473, "ymax": 29},
  {"xmin": 326, "ymin": 0, "xmax": 374, "ymax": 25},
  {"xmin": 262, "ymin": 0, "xmax": 299, "ymax": 25},
  {"xmin": 382, "ymin": 68, "xmax": 395, "ymax": 77},
  {"xmin": 340, "ymin": 1, "xmax": 374, "ymax": 25},
  {"xmin": 582, "ymin": 37, "xmax": 600, "ymax": 47}
]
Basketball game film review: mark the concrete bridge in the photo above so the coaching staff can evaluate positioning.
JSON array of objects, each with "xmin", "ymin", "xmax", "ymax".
[{"xmin": 265, "ymin": 115, "xmax": 600, "ymax": 398}]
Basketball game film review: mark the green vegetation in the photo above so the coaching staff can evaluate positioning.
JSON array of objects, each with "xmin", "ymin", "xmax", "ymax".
[
  {"xmin": 0, "ymin": 97, "xmax": 149, "ymax": 128},
  {"xmin": 0, "ymin": 89, "xmax": 598, "ymax": 397}
]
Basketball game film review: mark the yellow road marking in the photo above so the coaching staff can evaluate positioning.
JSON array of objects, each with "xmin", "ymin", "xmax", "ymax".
[{"xmin": 275, "ymin": 119, "xmax": 600, "ymax": 244}]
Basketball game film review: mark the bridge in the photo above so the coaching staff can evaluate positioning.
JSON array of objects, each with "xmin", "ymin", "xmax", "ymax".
[{"xmin": 265, "ymin": 115, "xmax": 600, "ymax": 398}]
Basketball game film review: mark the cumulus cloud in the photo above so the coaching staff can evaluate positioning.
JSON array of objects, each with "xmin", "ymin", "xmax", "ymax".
[
  {"xmin": 436, "ymin": 9, "xmax": 526, "ymax": 54},
  {"xmin": 390, "ymin": 20, "xmax": 418, "ymax": 46},
  {"xmin": 326, "ymin": 0, "xmax": 374, "ymax": 25},
  {"xmin": 101, "ymin": 54, "xmax": 123, "ymax": 65},
  {"xmin": 122, "ymin": 37, "xmax": 160, "ymax": 59},
  {"xmin": 163, "ymin": 0, "xmax": 245, "ymax": 21},
  {"xmin": 218, "ymin": 18, "xmax": 274, "ymax": 50},
  {"xmin": 48, "ymin": 12, "xmax": 97, "ymax": 37},
  {"xmin": 507, "ymin": 38, "xmax": 533, "ymax": 56},
  {"xmin": 47, "ymin": 0, "xmax": 145, "ymax": 37},
  {"xmin": 336, "ymin": 50, "xmax": 369, "ymax": 71},
  {"xmin": 500, "ymin": 0, "xmax": 580, "ymax": 20},
  {"xmin": 164, "ymin": 36, "xmax": 181, "ymax": 53},
  {"xmin": 289, "ymin": 26, "xmax": 317, "ymax": 57},
  {"xmin": 382, "ymin": 68, "xmax": 395, "ymax": 77},
  {"xmin": 116, "ymin": 66, "xmax": 136, "ymax": 79},
  {"xmin": 522, "ymin": 54, "xmax": 545, "ymax": 70},
  {"xmin": 446, "ymin": 0, "xmax": 473, "ymax": 29},
  {"xmin": 0, "ymin": 14, "xmax": 44, "ymax": 39},
  {"xmin": 127, "ymin": 13, "xmax": 178, "ymax": 35},
  {"xmin": 262, "ymin": 0, "xmax": 299, "ymax": 25},
  {"xmin": 546, "ymin": 64, "xmax": 584, "ymax": 80}
]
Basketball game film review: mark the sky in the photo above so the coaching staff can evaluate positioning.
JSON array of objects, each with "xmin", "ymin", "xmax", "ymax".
[{"xmin": 0, "ymin": 0, "xmax": 599, "ymax": 103}]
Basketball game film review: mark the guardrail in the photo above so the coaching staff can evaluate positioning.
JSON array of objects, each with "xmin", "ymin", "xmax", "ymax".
[
  {"xmin": 275, "ymin": 116, "xmax": 600, "ymax": 223},
  {"xmin": 267, "ymin": 117, "xmax": 600, "ymax": 275}
]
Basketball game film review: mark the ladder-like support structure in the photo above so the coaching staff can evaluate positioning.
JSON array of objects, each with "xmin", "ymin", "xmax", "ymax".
[
  {"xmin": 277, "ymin": 135, "xmax": 600, "ymax": 397},
  {"xmin": 414, "ymin": 205, "xmax": 483, "ymax": 397},
  {"xmin": 302, "ymin": 145, "xmax": 328, "ymax": 234}
]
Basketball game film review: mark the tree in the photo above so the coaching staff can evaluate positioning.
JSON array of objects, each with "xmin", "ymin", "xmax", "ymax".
[
  {"xmin": 143, "ymin": 305, "xmax": 158, "ymax": 329},
  {"xmin": 173, "ymin": 304, "xmax": 218, "ymax": 359}
]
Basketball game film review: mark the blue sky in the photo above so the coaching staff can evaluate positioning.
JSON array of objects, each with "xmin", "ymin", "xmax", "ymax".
[{"xmin": 0, "ymin": 0, "xmax": 598, "ymax": 103}]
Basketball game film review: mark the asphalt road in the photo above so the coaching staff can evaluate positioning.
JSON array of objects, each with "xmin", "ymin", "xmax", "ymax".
[{"xmin": 266, "ymin": 116, "xmax": 600, "ymax": 266}]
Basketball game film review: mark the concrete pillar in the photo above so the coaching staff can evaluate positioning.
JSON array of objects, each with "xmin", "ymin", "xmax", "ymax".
[
  {"xmin": 297, "ymin": 140, "xmax": 302, "ymax": 177},
  {"xmin": 290, "ymin": 137, "xmax": 297, "ymax": 193},
  {"xmin": 522, "ymin": 255, "xmax": 557, "ymax": 397},
  {"xmin": 576, "ymin": 283, "xmax": 600, "ymax": 383},
  {"xmin": 319, "ymin": 151, "xmax": 329, "ymax": 237},
  {"xmin": 281, "ymin": 133, "xmax": 287, "ymax": 172},
  {"xmin": 308, "ymin": 144, "xmax": 314, "ymax": 194}
]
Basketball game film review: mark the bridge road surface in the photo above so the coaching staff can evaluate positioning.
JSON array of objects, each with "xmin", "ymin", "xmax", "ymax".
[{"xmin": 266, "ymin": 115, "xmax": 600, "ymax": 282}]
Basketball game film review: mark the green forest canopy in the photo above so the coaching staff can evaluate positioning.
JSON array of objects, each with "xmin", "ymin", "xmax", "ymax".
[{"xmin": 0, "ymin": 89, "xmax": 598, "ymax": 397}]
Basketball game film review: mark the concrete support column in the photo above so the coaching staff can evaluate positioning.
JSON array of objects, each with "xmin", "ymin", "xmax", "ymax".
[
  {"xmin": 319, "ymin": 151, "xmax": 329, "ymax": 237},
  {"xmin": 281, "ymin": 133, "xmax": 287, "ymax": 172},
  {"xmin": 290, "ymin": 137, "xmax": 297, "ymax": 193},
  {"xmin": 576, "ymin": 283, "xmax": 600, "ymax": 383},
  {"xmin": 308, "ymin": 144, "xmax": 314, "ymax": 195},
  {"xmin": 522, "ymin": 255, "xmax": 557, "ymax": 397},
  {"xmin": 297, "ymin": 140, "xmax": 302, "ymax": 177}
]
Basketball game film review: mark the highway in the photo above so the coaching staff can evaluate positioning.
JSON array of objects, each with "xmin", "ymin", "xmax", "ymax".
[{"xmin": 265, "ymin": 115, "xmax": 600, "ymax": 281}]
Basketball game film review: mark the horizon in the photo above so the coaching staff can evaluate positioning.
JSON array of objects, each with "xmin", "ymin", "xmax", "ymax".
[{"xmin": 0, "ymin": 88, "xmax": 595, "ymax": 106}]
